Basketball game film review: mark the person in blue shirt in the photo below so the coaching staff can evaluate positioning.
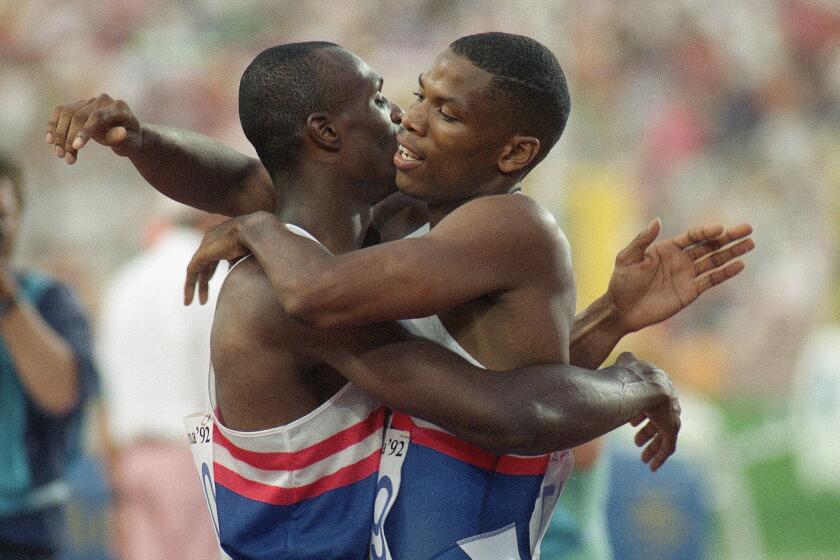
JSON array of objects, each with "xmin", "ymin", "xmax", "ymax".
[{"xmin": 0, "ymin": 154, "xmax": 99, "ymax": 560}]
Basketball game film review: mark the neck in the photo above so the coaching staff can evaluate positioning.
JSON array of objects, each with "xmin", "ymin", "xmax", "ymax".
[{"xmin": 271, "ymin": 161, "xmax": 375, "ymax": 255}]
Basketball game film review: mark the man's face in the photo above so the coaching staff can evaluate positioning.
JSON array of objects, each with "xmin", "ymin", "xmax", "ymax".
[
  {"xmin": 393, "ymin": 49, "xmax": 514, "ymax": 205},
  {"xmin": 329, "ymin": 50, "xmax": 403, "ymax": 201},
  {"xmin": 0, "ymin": 180, "xmax": 20, "ymax": 258}
]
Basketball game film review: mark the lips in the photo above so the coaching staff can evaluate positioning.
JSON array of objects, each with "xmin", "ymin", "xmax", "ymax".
[{"xmin": 393, "ymin": 140, "xmax": 424, "ymax": 171}]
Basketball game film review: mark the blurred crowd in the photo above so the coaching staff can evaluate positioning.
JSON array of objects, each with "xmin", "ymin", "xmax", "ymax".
[
  {"xmin": 0, "ymin": 0, "xmax": 838, "ymax": 558},
  {"xmin": 1, "ymin": 0, "xmax": 837, "ymax": 395}
]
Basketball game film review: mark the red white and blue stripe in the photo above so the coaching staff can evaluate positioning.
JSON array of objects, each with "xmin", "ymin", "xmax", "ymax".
[{"xmin": 212, "ymin": 383, "xmax": 386, "ymax": 560}]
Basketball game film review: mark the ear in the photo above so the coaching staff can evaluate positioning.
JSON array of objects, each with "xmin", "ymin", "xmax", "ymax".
[
  {"xmin": 497, "ymin": 136, "xmax": 540, "ymax": 174},
  {"xmin": 306, "ymin": 112, "xmax": 340, "ymax": 152}
]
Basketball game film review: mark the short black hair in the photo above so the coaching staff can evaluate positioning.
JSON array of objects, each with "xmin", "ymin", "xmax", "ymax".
[
  {"xmin": 449, "ymin": 32, "xmax": 570, "ymax": 172},
  {"xmin": 239, "ymin": 41, "xmax": 344, "ymax": 175},
  {"xmin": 0, "ymin": 153, "xmax": 24, "ymax": 210}
]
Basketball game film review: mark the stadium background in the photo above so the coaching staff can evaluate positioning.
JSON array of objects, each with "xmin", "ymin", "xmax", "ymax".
[{"xmin": 1, "ymin": 0, "xmax": 838, "ymax": 558}]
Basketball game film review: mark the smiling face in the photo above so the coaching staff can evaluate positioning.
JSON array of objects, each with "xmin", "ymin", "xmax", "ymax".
[{"xmin": 393, "ymin": 50, "xmax": 529, "ymax": 206}]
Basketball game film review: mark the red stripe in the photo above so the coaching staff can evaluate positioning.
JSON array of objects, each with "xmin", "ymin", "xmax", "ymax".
[
  {"xmin": 392, "ymin": 413, "xmax": 550, "ymax": 476},
  {"xmin": 214, "ymin": 407, "xmax": 386, "ymax": 471},
  {"xmin": 214, "ymin": 448, "xmax": 381, "ymax": 506}
]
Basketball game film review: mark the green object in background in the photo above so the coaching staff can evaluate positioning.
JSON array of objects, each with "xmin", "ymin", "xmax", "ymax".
[{"xmin": 720, "ymin": 398, "xmax": 840, "ymax": 558}]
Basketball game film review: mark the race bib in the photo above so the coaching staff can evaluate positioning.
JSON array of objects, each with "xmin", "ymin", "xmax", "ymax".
[
  {"xmin": 184, "ymin": 412, "xmax": 232, "ymax": 560},
  {"xmin": 370, "ymin": 427, "xmax": 410, "ymax": 560}
]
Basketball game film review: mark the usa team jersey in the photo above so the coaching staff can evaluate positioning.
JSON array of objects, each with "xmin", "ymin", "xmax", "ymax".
[
  {"xmin": 212, "ymin": 378, "xmax": 386, "ymax": 559},
  {"xmin": 198, "ymin": 229, "xmax": 389, "ymax": 560},
  {"xmin": 373, "ymin": 315, "xmax": 574, "ymax": 560}
]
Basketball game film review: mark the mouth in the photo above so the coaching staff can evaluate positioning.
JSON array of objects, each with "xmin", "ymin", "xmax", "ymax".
[{"xmin": 393, "ymin": 140, "xmax": 424, "ymax": 171}]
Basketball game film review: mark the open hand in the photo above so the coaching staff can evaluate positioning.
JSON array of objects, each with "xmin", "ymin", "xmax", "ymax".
[
  {"xmin": 607, "ymin": 220, "xmax": 754, "ymax": 333},
  {"xmin": 46, "ymin": 93, "xmax": 142, "ymax": 164}
]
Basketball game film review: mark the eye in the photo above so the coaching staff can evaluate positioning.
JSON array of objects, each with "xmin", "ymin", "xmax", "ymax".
[
  {"xmin": 412, "ymin": 91, "xmax": 425, "ymax": 101},
  {"xmin": 374, "ymin": 95, "xmax": 387, "ymax": 107},
  {"xmin": 439, "ymin": 109, "xmax": 457, "ymax": 123}
]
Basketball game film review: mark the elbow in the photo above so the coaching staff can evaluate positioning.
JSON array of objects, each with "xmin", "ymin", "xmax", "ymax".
[
  {"xmin": 504, "ymin": 399, "xmax": 579, "ymax": 455},
  {"xmin": 466, "ymin": 404, "xmax": 554, "ymax": 456}
]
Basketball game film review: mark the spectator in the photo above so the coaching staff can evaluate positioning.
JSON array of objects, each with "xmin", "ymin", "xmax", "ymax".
[{"xmin": 0, "ymin": 153, "xmax": 98, "ymax": 560}]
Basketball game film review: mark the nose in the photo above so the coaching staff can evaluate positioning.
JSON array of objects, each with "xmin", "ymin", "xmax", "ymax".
[
  {"xmin": 390, "ymin": 102, "xmax": 403, "ymax": 124},
  {"xmin": 400, "ymin": 102, "xmax": 426, "ymax": 136}
]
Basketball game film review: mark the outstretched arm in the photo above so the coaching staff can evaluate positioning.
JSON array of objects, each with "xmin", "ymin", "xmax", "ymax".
[
  {"xmin": 569, "ymin": 219, "xmax": 754, "ymax": 369},
  {"xmin": 46, "ymin": 94, "xmax": 274, "ymax": 217}
]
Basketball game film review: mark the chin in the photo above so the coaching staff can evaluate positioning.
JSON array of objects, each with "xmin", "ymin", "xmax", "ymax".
[{"xmin": 395, "ymin": 181, "xmax": 425, "ymax": 202}]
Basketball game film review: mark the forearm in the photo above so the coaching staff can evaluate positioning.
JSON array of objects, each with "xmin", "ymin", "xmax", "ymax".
[
  {"xmin": 0, "ymin": 302, "xmax": 80, "ymax": 414},
  {"xmin": 239, "ymin": 215, "xmax": 380, "ymax": 328},
  {"xmin": 325, "ymin": 340, "xmax": 666, "ymax": 456},
  {"xmin": 129, "ymin": 124, "xmax": 273, "ymax": 216},
  {"xmin": 569, "ymin": 294, "xmax": 628, "ymax": 369}
]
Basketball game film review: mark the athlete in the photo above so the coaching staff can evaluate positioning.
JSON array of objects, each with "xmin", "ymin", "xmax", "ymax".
[
  {"xmin": 179, "ymin": 34, "xmax": 752, "ymax": 559},
  {"xmin": 47, "ymin": 37, "xmax": 749, "ymax": 559}
]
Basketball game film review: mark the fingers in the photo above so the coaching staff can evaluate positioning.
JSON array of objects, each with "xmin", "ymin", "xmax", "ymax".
[
  {"xmin": 684, "ymin": 223, "xmax": 753, "ymax": 260},
  {"xmin": 635, "ymin": 419, "xmax": 678, "ymax": 471},
  {"xmin": 672, "ymin": 224, "xmax": 725, "ymax": 250},
  {"xmin": 615, "ymin": 218, "xmax": 661, "ymax": 265},
  {"xmin": 695, "ymin": 260, "xmax": 746, "ymax": 294},
  {"xmin": 634, "ymin": 419, "xmax": 657, "ymax": 447},
  {"xmin": 649, "ymin": 428, "xmax": 677, "ymax": 471},
  {"xmin": 692, "ymin": 237, "xmax": 755, "ymax": 276},
  {"xmin": 184, "ymin": 257, "xmax": 201, "ymax": 306},
  {"xmin": 69, "ymin": 106, "xmax": 131, "ymax": 164},
  {"xmin": 47, "ymin": 94, "xmax": 137, "ymax": 163},
  {"xmin": 105, "ymin": 126, "xmax": 129, "ymax": 146},
  {"xmin": 641, "ymin": 433, "xmax": 662, "ymax": 464},
  {"xmin": 47, "ymin": 98, "xmax": 95, "ymax": 157},
  {"xmin": 198, "ymin": 261, "xmax": 220, "ymax": 305},
  {"xmin": 629, "ymin": 413, "xmax": 645, "ymax": 427}
]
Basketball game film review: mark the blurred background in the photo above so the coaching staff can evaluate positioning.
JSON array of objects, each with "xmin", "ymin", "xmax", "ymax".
[{"xmin": 0, "ymin": 0, "xmax": 838, "ymax": 558}]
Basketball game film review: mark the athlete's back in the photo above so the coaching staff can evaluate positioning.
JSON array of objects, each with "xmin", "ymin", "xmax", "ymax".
[{"xmin": 210, "ymin": 242, "xmax": 387, "ymax": 559}]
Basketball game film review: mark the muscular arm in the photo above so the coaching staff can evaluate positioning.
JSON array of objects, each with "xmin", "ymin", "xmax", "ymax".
[
  {"xmin": 126, "ymin": 124, "xmax": 274, "ymax": 217},
  {"xmin": 47, "ymin": 94, "xmax": 275, "ymax": 217},
  {"xmin": 323, "ymin": 339, "xmax": 676, "ymax": 460},
  {"xmin": 569, "ymin": 295, "xmax": 626, "ymax": 369},
  {"xmin": 189, "ymin": 194, "xmax": 567, "ymax": 329},
  {"xmin": 223, "ymin": 260, "xmax": 677, "ymax": 465}
]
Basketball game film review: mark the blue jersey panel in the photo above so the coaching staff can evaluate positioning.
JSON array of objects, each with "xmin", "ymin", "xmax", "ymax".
[
  {"xmin": 385, "ymin": 443, "xmax": 546, "ymax": 560},
  {"xmin": 217, "ymin": 471, "xmax": 378, "ymax": 560}
]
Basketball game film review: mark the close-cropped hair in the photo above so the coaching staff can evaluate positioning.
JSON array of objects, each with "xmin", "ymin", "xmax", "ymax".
[
  {"xmin": 450, "ymin": 32, "xmax": 570, "ymax": 170},
  {"xmin": 239, "ymin": 41, "xmax": 344, "ymax": 174},
  {"xmin": 0, "ymin": 153, "xmax": 24, "ymax": 210}
]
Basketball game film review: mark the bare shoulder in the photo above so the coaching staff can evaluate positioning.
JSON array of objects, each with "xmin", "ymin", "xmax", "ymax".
[
  {"xmin": 214, "ymin": 258, "xmax": 396, "ymax": 355},
  {"xmin": 213, "ymin": 257, "xmax": 293, "ymax": 348},
  {"xmin": 438, "ymin": 193, "xmax": 571, "ymax": 267}
]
